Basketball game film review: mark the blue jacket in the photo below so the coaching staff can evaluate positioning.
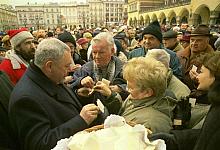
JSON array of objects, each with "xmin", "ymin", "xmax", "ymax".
[{"xmin": 129, "ymin": 46, "xmax": 183, "ymax": 79}]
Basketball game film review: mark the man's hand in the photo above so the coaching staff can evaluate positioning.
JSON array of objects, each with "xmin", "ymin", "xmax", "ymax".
[
  {"xmin": 81, "ymin": 76, "xmax": 95, "ymax": 88},
  {"xmin": 80, "ymin": 104, "xmax": 100, "ymax": 125},
  {"xmin": 70, "ymin": 64, "xmax": 81, "ymax": 72},
  {"xmin": 93, "ymin": 81, "xmax": 112, "ymax": 97},
  {"xmin": 189, "ymin": 69, "xmax": 199, "ymax": 80},
  {"xmin": 148, "ymin": 133, "xmax": 178, "ymax": 150},
  {"xmin": 109, "ymin": 85, "xmax": 122, "ymax": 93}
]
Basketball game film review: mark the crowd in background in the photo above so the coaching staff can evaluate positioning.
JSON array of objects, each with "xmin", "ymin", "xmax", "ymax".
[{"xmin": 0, "ymin": 22, "xmax": 220, "ymax": 150}]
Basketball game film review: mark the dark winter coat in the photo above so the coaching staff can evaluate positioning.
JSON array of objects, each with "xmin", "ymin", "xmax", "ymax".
[
  {"xmin": 8, "ymin": 63, "xmax": 91, "ymax": 150},
  {"xmin": 172, "ymin": 79, "xmax": 220, "ymax": 150},
  {"xmin": 0, "ymin": 71, "xmax": 15, "ymax": 150}
]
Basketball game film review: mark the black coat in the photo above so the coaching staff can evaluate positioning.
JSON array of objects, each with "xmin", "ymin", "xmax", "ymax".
[
  {"xmin": 0, "ymin": 71, "xmax": 15, "ymax": 149},
  {"xmin": 172, "ymin": 80, "xmax": 220, "ymax": 150},
  {"xmin": 8, "ymin": 63, "xmax": 89, "ymax": 150}
]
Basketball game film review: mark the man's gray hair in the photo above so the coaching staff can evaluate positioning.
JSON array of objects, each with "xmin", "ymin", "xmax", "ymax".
[
  {"xmin": 146, "ymin": 49, "xmax": 170, "ymax": 68},
  {"xmin": 91, "ymin": 32, "xmax": 114, "ymax": 47},
  {"xmin": 34, "ymin": 38, "xmax": 70, "ymax": 68}
]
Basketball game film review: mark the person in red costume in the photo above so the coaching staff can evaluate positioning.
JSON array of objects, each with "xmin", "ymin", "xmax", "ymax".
[{"xmin": 0, "ymin": 28, "xmax": 36, "ymax": 84}]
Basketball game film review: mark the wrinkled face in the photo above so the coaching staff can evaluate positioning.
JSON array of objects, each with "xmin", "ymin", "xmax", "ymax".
[
  {"xmin": 163, "ymin": 38, "xmax": 177, "ymax": 49},
  {"xmin": 50, "ymin": 50, "xmax": 72, "ymax": 84},
  {"xmin": 126, "ymin": 79, "xmax": 148, "ymax": 100},
  {"xmin": 17, "ymin": 38, "xmax": 36, "ymax": 62},
  {"xmin": 92, "ymin": 39, "xmax": 114, "ymax": 68},
  {"xmin": 142, "ymin": 34, "xmax": 160, "ymax": 50},
  {"xmin": 190, "ymin": 36, "xmax": 209, "ymax": 53},
  {"xmin": 196, "ymin": 66, "xmax": 215, "ymax": 91}
]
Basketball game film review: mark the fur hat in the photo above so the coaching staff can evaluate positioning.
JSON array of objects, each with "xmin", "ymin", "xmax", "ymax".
[
  {"xmin": 142, "ymin": 21, "xmax": 162, "ymax": 43},
  {"xmin": 190, "ymin": 24, "xmax": 211, "ymax": 37},
  {"xmin": 7, "ymin": 28, "xmax": 33, "ymax": 48},
  {"xmin": 58, "ymin": 31, "xmax": 76, "ymax": 47}
]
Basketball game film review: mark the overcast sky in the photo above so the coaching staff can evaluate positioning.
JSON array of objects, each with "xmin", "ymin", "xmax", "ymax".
[{"xmin": 1, "ymin": 0, "xmax": 86, "ymax": 6}]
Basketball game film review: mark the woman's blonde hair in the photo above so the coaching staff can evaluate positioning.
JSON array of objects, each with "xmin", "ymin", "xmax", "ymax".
[{"xmin": 123, "ymin": 57, "xmax": 167, "ymax": 98}]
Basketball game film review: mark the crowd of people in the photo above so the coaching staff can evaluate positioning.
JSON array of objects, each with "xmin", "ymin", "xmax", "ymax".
[{"xmin": 0, "ymin": 22, "xmax": 220, "ymax": 150}]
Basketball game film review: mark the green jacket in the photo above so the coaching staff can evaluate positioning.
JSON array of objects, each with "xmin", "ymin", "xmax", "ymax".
[{"xmin": 119, "ymin": 95, "xmax": 178, "ymax": 133}]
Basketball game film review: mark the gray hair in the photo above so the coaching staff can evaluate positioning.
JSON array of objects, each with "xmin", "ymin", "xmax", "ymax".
[
  {"xmin": 90, "ymin": 32, "xmax": 114, "ymax": 47},
  {"xmin": 146, "ymin": 49, "xmax": 170, "ymax": 68},
  {"xmin": 34, "ymin": 38, "xmax": 70, "ymax": 68}
]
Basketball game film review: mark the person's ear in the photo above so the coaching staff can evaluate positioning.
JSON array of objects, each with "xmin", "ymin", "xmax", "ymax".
[
  {"xmin": 44, "ymin": 60, "xmax": 53, "ymax": 73},
  {"xmin": 111, "ymin": 47, "xmax": 115, "ymax": 54},
  {"xmin": 143, "ymin": 88, "xmax": 154, "ymax": 97}
]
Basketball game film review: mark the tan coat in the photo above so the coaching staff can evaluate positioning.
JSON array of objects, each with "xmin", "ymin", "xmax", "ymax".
[{"xmin": 176, "ymin": 45, "xmax": 214, "ymax": 90}]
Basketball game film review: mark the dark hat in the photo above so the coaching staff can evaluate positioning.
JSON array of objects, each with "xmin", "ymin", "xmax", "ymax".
[
  {"xmin": 58, "ymin": 31, "xmax": 76, "ymax": 47},
  {"xmin": 114, "ymin": 32, "xmax": 127, "ymax": 40},
  {"xmin": 190, "ymin": 24, "xmax": 211, "ymax": 37},
  {"xmin": 47, "ymin": 31, "xmax": 54, "ymax": 37},
  {"xmin": 163, "ymin": 30, "xmax": 177, "ymax": 39},
  {"xmin": 142, "ymin": 21, "xmax": 162, "ymax": 43}
]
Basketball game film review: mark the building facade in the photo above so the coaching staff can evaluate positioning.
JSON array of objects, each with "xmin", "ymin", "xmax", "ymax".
[
  {"xmin": 127, "ymin": 0, "xmax": 220, "ymax": 27},
  {"xmin": 15, "ymin": 0, "xmax": 125, "ymax": 30},
  {"xmin": 0, "ymin": 4, "xmax": 18, "ymax": 31},
  {"xmin": 16, "ymin": 3, "xmax": 61, "ymax": 30}
]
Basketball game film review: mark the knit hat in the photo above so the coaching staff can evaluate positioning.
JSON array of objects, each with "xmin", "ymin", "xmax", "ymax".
[
  {"xmin": 77, "ymin": 38, "xmax": 88, "ymax": 45},
  {"xmin": 7, "ymin": 28, "xmax": 33, "ymax": 48},
  {"xmin": 58, "ymin": 31, "xmax": 76, "ymax": 47},
  {"xmin": 142, "ymin": 21, "xmax": 162, "ymax": 43}
]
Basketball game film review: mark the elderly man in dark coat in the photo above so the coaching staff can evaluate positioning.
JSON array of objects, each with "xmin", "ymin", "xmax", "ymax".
[{"xmin": 9, "ymin": 38, "xmax": 101, "ymax": 150}]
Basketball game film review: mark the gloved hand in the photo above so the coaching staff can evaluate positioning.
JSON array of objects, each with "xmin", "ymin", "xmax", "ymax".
[{"xmin": 148, "ymin": 133, "xmax": 178, "ymax": 150}]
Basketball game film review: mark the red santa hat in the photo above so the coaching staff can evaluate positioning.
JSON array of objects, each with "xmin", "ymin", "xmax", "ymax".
[{"xmin": 7, "ymin": 28, "xmax": 33, "ymax": 48}]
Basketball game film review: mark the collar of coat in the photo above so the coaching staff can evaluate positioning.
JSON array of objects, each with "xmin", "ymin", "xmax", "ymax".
[
  {"xmin": 177, "ymin": 44, "xmax": 214, "ymax": 59},
  {"xmin": 83, "ymin": 56, "xmax": 124, "ymax": 81},
  {"xmin": 26, "ymin": 62, "xmax": 82, "ymax": 108}
]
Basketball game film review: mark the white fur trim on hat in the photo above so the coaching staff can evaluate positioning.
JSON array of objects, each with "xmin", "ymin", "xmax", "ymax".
[{"xmin": 10, "ymin": 31, "xmax": 33, "ymax": 48}]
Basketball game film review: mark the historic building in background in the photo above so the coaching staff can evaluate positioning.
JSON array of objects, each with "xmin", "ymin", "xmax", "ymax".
[
  {"xmin": 16, "ymin": 3, "xmax": 61, "ymax": 30},
  {"xmin": 127, "ymin": 0, "xmax": 220, "ymax": 27},
  {"xmin": 0, "ymin": 4, "xmax": 18, "ymax": 31},
  {"xmin": 15, "ymin": 0, "xmax": 125, "ymax": 30}
]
